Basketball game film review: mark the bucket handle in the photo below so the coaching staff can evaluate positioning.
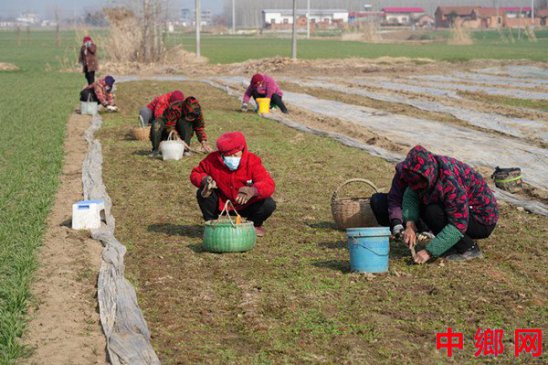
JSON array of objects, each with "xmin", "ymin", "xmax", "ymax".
[
  {"xmin": 332, "ymin": 178, "xmax": 379, "ymax": 203},
  {"xmin": 349, "ymin": 238, "xmax": 388, "ymax": 256},
  {"xmin": 166, "ymin": 130, "xmax": 191, "ymax": 150},
  {"xmin": 213, "ymin": 200, "xmax": 242, "ymax": 228}
]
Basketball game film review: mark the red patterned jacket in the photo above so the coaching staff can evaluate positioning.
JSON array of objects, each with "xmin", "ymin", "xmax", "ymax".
[
  {"xmin": 147, "ymin": 91, "xmax": 183, "ymax": 119},
  {"xmin": 159, "ymin": 100, "xmax": 207, "ymax": 142},
  {"xmin": 400, "ymin": 145, "xmax": 498, "ymax": 233}
]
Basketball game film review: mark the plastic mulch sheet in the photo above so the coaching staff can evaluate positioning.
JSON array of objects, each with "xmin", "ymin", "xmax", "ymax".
[
  {"xmin": 83, "ymin": 115, "xmax": 161, "ymax": 365},
  {"xmin": 210, "ymin": 76, "xmax": 548, "ymax": 216}
]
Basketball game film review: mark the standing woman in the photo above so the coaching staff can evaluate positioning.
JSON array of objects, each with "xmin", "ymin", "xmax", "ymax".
[{"xmin": 79, "ymin": 36, "xmax": 98, "ymax": 85}]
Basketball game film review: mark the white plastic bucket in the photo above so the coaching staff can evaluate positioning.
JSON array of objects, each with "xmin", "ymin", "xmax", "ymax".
[
  {"xmin": 80, "ymin": 101, "xmax": 98, "ymax": 115},
  {"xmin": 159, "ymin": 131, "xmax": 185, "ymax": 160}
]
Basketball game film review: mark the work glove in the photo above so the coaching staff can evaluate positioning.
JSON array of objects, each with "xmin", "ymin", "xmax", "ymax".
[
  {"xmin": 235, "ymin": 186, "xmax": 257, "ymax": 205},
  {"xmin": 391, "ymin": 224, "xmax": 404, "ymax": 239},
  {"xmin": 200, "ymin": 176, "xmax": 217, "ymax": 198},
  {"xmin": 240, "ymin": 103, "xmax": 248, "ymax": 112},
  {"xmin": 106, "ymin": 105, "xmax": 118, "ymax": 112}
]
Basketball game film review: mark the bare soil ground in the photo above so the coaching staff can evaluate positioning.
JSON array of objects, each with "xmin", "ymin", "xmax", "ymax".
[{"xmin": 22, "ymin": 113, "xmax": 106, "ymax": 364}]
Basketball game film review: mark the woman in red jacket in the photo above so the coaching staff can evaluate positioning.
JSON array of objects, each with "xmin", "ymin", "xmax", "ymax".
[
  {"xmin": 190, "ymin": 131, "xmax": 276, "ymax": 237},
  {"xmin": 139, "ymin": 90, "xmax": 184, "ymax": 127}
]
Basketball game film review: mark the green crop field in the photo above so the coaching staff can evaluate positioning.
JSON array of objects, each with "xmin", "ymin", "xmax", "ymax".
[
  {"xmin": 165, "ymin": 29, "xmax": 548, "ymax": 64},
  {"xmin": 0, "ymin": 30, "xmax": 80, "ymax": 363}
]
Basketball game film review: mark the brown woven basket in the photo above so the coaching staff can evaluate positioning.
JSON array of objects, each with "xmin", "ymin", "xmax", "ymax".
[
  {"xmin": 331, "ymin": 178, "xmax": 380, "ymax": 230},
  {"xmin": 132, "ymin": 126, "xmax": 150, "ymax": 141}
]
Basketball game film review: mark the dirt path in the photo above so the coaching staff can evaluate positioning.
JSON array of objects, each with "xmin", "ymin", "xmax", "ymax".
[{"xmin": 22, "ymin": 113, "xmax": 106, "ymax": 364}]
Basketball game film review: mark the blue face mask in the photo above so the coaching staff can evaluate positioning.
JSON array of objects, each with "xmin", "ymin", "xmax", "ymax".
[{"xmin": 223, "ymin": 156, "xmax": 241, "ymax": 171}]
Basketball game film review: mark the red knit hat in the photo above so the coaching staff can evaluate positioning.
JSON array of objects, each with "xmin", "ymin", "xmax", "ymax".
[
  {"xmin": 251, "ymin": 74, "xmax": 264, "ymax": 85},
  {"xmin": 169, "ymin": 90, "xmax": 185, "ymax": 103},
  {"xmin": 83, "ymin": 36, "xmax": 92, "ymax": 43},
  {"xmin": 216, "ymin": 132, "xmax": 246, "ymax": 156}
]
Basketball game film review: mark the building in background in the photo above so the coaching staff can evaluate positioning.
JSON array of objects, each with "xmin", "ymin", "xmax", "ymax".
[
  {"xmin": 262, "ymin": 9, "xmax": 348, "ymax": 30},
  {"xmin": 381, "ymin": 7, "xmax": 425, "ymax": 26},
  {"xmin": 435, "ymin": 6, "xmax": 541, "ymax": 28},
  {"xmin": 15, "ymin": 12, "xmax": 41, "ymax": 26}
]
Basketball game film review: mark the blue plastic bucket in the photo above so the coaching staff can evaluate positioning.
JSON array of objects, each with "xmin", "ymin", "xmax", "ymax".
[{"xmin": 346, "ymin": 227, "xmax": 390, "ymax": 273}]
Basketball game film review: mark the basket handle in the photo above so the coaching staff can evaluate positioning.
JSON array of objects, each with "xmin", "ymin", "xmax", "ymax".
[
  {"xmin": 331, "ymin": 178, "xmax": 379, "ymax": 203},
  {"xmin": 167, "ymin": 130, "xmax": 179, "ymax": 141},
  {"xmin": 214, "ymin": 200, "xmax": 242, "ymax": 227},
  {"xmin": 166, "ymin": 130, "xmax": 191, "ymax": 150}
]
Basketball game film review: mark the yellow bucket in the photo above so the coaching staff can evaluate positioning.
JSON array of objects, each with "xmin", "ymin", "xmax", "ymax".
[{"xmin": 256, "ymin": 98, "xmax": 271, "ymax": 114}]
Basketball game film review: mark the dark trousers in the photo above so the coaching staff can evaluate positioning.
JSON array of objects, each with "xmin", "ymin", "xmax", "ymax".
[
  {"xmin": 369, "ymin": 192, "xmax": 433, "ymax": 233},
  {"xmin": 150, "ymin": 118, "xmax": 194, "ymax": 151},
  {"xmin": 422, "ymin": 204, "xmax": 496, "ymax": 254},
  {"xmin": 370, "ymin": 193, "xmax": 391, "ymax": 227},
  {"xmin": 80, "ymin": 88, "xmax": 98, "ymax": 103},
  {"xmin": 84, "ymin": 70, "xmax": 95, "ymax": 85},
  {"xmin": 196, "ymin": 188, "xmax": 276, "ymax": 227},
  {"xmin": 252, "ymin": 92, "xmax": 288, "ymax": 114}
]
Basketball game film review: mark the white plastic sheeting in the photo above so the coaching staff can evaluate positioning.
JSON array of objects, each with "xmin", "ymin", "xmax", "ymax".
[
  {"xmin": 410, "ymin": 72, "xmax": 548, "ymax": 89},
  {"xmin": 290, "ymin": 78, "xmax": 547, "ymax": 141},
  {"xmin": 281, "ymin": 91, "xmax": 548, "ymax": 190},
  {"xmin": 354, "ymin": 76, "xmax": 548, "ymax": 100},
  {"xmin": 478, "ymin": 65, "xmax": 548, "ymax": 79},
  {"xmin": 83, "ymin": 115, "xmax": 161, "ymax": 365},
  {"xmin": 210, "ymin": 76, "xmax": 548, "ymax": 216}
]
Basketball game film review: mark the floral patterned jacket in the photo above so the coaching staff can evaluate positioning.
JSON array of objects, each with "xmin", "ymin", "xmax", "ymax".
[{"xmin": 400, "ymin": 145, "xmax": 498, "ymax": 233}]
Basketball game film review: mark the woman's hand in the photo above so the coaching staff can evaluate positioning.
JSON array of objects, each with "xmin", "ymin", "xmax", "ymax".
[
  {"xmin": 413, "ymin": 249, "xmax": 431, "ymax": 264},
  {"xmin": 201, "ymin": 141, "xmax": 212, "ymax": 153},
  {"xmin": 403, "ymin": 221, "xmax": 417, "ymax": 249}
]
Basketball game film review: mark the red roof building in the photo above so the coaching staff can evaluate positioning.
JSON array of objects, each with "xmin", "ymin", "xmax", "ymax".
[{"xmin": 381, "ymin": 7, "xmax": 425, "ymax": 26}]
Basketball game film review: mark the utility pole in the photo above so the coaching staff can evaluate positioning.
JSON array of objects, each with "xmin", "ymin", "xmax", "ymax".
[
  {"xmin": 531, "ymin": 0, "xmax": 535, "ymax": 22},
  {"xmin": 232, "ymin": 0, "xmax": 236, "ymax": 34},
  {"xmin": 291, "ymin": 0, "xmax": 297, "ymax": 59},
  {"xmin": 306, "ymin": 0, "xmax": 310, "ymax": 39},
  {"xmin": 195, "ymin": 0, "xmax": 200, "ymax": 57}
]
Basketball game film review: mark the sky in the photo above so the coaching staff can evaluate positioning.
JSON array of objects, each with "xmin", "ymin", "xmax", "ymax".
[{"xmin": 0, "ymin": 0, "xmax": 224, "ymax": 18}]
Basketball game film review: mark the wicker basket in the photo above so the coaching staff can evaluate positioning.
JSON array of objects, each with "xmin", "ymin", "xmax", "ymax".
[
  {"xmin": 132, "ymin": 126, "xmax": 150, "ymax": 141},
  {"xmin": 331, "ymin": 178, "xmax": 380, "ymax": 230},
  {"xmin": 203, "ymin": 201, "xmax": 256, "ymax": 253}
]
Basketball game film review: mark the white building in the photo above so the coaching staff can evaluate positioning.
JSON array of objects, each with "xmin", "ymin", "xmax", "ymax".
[
  {"xmin": 262, "ymin": 9, "xmax": 348, "ymax": 27},
  {"xmin": 16, "ymin": 12, "xmax": 40, "ymax": 25}
]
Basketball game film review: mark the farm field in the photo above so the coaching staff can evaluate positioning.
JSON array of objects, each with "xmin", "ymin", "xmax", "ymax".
[
  {"xmin": 99, "ymin": 78, "xmax": 547, "ymax": 364},
  {"xmin": 0, "ymin": 28, "xmax": 547, "ymax": 364},
  {"xmin": 166, "ymin": 30, "xmax": 548, "ymax": 64},
  {"xmin": 0, "ymin": 30, "xmax": 84, "ymax": 363}
]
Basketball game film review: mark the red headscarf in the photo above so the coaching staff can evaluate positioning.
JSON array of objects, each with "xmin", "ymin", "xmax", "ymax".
[
  {"xmin": 83, "ymin": 36, "xmax": 92, "ymax": 43},
  {"xmin": 251, "ymin": 74, "xmax": 264, "ymax": 86},
  {"xmin": 169, "ymin": 90, "xmax": 184, "ymax": 103}
]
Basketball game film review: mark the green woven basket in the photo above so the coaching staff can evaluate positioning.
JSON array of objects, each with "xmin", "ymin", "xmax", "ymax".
[{"xmin": 202, "ymin": 201, "xmax": 256, "ymax": 253}]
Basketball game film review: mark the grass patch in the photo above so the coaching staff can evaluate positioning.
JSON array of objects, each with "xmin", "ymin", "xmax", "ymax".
[
  {"xmin": 0, "ymin": 29, "xmax": 81, "ymax": 363},
  {"xmin": 458, "ymin": 90, "xmax": 548, "ymax": 112},
  {"xmin": 165, "ymin": 32, "xmax": 548, "ymax": 64},
  {"xmin": 100, "ymin": 80, "xmax": 547, "ymax": 364}
]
